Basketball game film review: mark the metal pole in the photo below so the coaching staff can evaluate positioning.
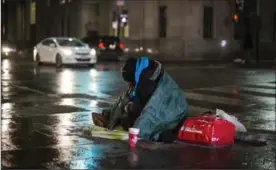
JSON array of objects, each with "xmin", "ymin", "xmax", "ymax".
[
  {"xmin": 117, "ymin": 6, "xmax": 122, "ymax": 37},
  {"xmin": 255, "ymin": 0, "xmax": 260, "ymax": 62}
]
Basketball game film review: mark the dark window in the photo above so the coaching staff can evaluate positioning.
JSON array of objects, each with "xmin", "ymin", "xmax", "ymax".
[
  {"xmin": 112, "ymin": 11, "xmax": 117, "ymax": 21},
  {"xmin": 67, "ymin": 16, "xmax": 70, "ymax": 37},
  {"xmin": 50, "ymin": 0, "xmax": 57, "ymax": 5},
  {"xmin": 203, "ymin": 6, "xmax": 213, "ymax": 38},
  {"xmin": 46, "ymin": 28, "xmax": 50, "ymax": 37},
  {"xmin": 61, "ymin": 17, "xmax": 65, "ymax": 36},
  {"xmin": 273, "ymin": 12, "xmax": 276, "ymax": 42},
  {"xmin": 158, "ymin": 6, "xmax": 167, "ymax": 38},
  {"xmin": 95, "ymin": 4, "xmax": 100, "ymax": 16}
]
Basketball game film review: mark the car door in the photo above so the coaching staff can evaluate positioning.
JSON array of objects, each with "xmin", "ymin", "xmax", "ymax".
[
  {"xmin": 38, "ymin": 39, "xmax": 51, "ymax": 62},
  {"xmin": 46, "ymin": 39, "xmax": 58, "ymax": 63}
]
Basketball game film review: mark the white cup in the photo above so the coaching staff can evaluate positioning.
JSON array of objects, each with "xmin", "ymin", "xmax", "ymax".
[{"xmin": 129, "ymin": 128, "xmax": 140, "ymax": 135}]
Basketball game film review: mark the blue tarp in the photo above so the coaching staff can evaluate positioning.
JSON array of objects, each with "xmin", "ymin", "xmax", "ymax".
[{"xmin": 133, "ymin": 71, "xmax": 188, "ymax": 141}]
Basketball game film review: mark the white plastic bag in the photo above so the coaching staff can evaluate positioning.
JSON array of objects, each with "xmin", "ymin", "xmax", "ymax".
[{"xmin": 216, "ymin": 109, "xmax": 247, "ymax": 132}]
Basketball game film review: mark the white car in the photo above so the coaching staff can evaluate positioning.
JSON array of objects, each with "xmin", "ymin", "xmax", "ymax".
[{"xmin": 33, "ymin": 37, "xmax": 97, "ymax": 67}]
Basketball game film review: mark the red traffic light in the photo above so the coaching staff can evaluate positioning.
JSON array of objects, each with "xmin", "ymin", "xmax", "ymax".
[{"xmin": 233, "ymin": 13, "xmax": 239, "ymax": 22}]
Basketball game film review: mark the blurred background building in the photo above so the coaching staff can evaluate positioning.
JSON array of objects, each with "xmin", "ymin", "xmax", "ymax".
[
  {"xmin": 1, "ymin": 0, "xmax": 35, "ymax": 49},
  {"xmin": 2, "ymin": 0, "xmax": 276, "ymax": 61}
]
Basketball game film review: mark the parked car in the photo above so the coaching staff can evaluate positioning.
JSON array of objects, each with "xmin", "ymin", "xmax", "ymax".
[
  {"xmin": 1, "ymin": 40, "xmax": 17, "ymax": 58},
  {"xmin": 33, "ymin": 37, "xmax": 97, "ymax": 67},
  {"xmin": 82, "ymin": 35, "xmax": 124, "ymax": 61}
]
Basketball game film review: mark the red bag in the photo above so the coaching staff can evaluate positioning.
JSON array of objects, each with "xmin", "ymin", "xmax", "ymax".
[{"xmin": 177, "ymin": 113, "xmax": 235, "ymax": 146}]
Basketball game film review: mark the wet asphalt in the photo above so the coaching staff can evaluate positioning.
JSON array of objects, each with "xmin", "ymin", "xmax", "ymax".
[{"xmin": 1, "ymin": 57, "xmax": 276, "ymax": 169}]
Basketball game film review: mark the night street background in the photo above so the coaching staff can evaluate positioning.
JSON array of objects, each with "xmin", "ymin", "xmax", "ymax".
[
  {"xmin": 1, "ymin": 0, "xmax": 276, "ymax": 169},
  {"xmin": 1, "ymin": 57, "xmax": 275, "ymax": 169}
]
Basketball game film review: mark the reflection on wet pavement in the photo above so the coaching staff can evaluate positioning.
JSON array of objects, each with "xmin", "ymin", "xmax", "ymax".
[{"xmin": 1, "ymin": 58, "xmax": 276, "ymax": 169}]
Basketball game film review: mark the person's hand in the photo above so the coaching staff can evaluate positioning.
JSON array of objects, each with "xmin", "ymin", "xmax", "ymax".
[{"xmin": 128, "ymin": 83, "xmax": 134, "ymax": 90}]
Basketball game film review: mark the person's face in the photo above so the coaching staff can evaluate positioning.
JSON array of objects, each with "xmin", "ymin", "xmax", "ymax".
[{"xmin": 121, "ymin": 64, "xmax": 135, "ymax": 87}]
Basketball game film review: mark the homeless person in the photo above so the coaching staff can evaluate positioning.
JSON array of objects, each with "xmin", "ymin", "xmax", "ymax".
[{"xmin": 92, "ymin": 57, "xmax": 188, "ymax": 142}]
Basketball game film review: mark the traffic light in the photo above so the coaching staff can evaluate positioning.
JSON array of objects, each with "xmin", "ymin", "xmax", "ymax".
[
  {"xmin": 233, "ymin": 0, "xmax": 244, "ymax": 23},
  {"xmin": 233, "ymin": 13, "xmax": 239, "ymax": 23}
]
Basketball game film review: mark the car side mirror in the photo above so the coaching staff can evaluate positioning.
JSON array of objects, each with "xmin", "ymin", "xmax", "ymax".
[{"xmin": 49, "ymin": 43, "xmax": 56, "ymax": 48}]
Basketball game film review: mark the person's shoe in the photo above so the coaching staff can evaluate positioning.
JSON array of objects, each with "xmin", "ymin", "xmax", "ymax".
[{"xmin": 92, "ymin": 113, "xmax": 107, "ymax": 127}]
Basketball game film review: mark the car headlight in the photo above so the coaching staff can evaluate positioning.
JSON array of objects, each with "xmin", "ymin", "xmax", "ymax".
[
  {"xmin": 33, "ymin": 47, "xmax": 37, "ymax": 56},
  {"xmin": 2, "ymin": 47, "xmax": 13, "ymax": 53},
  {"xmin": 61, "ymin": 49, "xmax": 73, "ymax": 56},
  {"xmin": 220, "ymin": 40, "xmax": 227, "ymax": 48},
  {"xmin": 90, "ymin": 49, "xmax": 96, "ymax": 55}
]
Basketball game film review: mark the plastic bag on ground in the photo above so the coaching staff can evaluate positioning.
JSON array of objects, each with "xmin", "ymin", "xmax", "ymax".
[{"xmin": 216, "ymin": 109, "xmax": 247, "ymax": 132}]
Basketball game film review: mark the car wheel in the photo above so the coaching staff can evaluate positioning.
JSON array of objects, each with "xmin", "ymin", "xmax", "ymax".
[
  {"xmin": 35, "ymin": 54, "xmax": 41, "ymax": 66},
  {"xmin": 55, "ymin": 54, "xmax": 63, "ymax": 68}
]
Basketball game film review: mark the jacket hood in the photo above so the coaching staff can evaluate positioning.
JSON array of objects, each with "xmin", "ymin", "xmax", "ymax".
[{"xmin": 130, "ymin": 57, "xmax": 150, "ymax": 97}]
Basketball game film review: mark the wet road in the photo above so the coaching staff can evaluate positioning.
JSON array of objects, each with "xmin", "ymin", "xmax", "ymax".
[{"xmin": 1, "ymin": 58, "xmax": 276, "ymax": 169}]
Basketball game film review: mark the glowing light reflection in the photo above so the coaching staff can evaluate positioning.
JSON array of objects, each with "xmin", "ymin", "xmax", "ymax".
[
  {"xmin": 69, "ymin": 147, "xmax": 103, "ymax": 169},
  {"xmin": 1, "ymin": 119, "xmax": 11, "ymax": 132},
  {"xmin": 56, "ymin": 113, "xmax": 75, "ymax": 161},
  {"xmin": 2, "ymin": 103, "xmax": 12, "ymax": 110},
  {"xmin": 58, "ymin": 69, "xmax": 74, "ymax": 94},
  {"xmin": 89, "ymin": 83, "xmax": 98, "ymax": 92},
  {"xmin": 2, "ymin": 59, "xmax": 10, "ymax": 70},
  {"xmin": 2, "ymin": 60, "xmax": 12, "ymax": 79},
  {"xmin": 60, "ymin": 98, "xmax": 75, "ymax": 106},
  {"xmin": 90, "ymin": 69, "xmax": 98, "ymax": 77},
  {"xmin": 89, "ymin": 100, "xmax": 98, "ymax": 107},
  {"xmin": 1, "ymin": 119, "xmax": 13, "ymax": 152}
]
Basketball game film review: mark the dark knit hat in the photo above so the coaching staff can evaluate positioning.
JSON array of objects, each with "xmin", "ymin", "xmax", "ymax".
[{"xmin": 121, "ymin": 57, "xmax": 137, "ymax": 83}]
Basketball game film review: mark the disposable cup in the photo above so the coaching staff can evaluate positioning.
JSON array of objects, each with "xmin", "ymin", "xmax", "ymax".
[{"xmin": 128, "ymin": 128, "xmax": 140, "ymax": 148}]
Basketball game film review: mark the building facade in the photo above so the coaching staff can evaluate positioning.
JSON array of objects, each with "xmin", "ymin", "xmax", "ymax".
[
  {"xmin": 121, "ymin": 0, "xmax": 238, "ymax": 60},
  {"xmin": 34, "ymin": 0, "xmax": 276, "ymax": 61},
  {"xmin": 35, "ymin": 0, "xmax": 111, "ymax": 41},
  {"xmin": 2, "ymin": 0, "xmax": 37, "ymax": 50}
]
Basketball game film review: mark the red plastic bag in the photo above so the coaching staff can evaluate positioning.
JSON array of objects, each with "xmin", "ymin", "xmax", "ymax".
[{"xmin": 177, "ymin": 113, "xmax": 235, "ymax": 146}]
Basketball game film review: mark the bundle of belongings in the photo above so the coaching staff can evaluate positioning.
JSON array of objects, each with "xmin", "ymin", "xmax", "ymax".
[{"xmin": 92, "ymin": 57, "xmax": 266, "ymax": 146}]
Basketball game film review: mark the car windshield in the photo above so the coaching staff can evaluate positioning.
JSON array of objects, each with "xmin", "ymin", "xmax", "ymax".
[{"xmin": 56, "ymin": 39, "xmax": 85, "ymax": 47}]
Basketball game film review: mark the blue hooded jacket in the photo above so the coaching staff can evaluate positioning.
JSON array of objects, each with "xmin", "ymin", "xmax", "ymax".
[
  {"xmin": 130, "ymin": 57, "xmax": 188, "ymax": 141},
  {"xmin": 130, "ymin": 57, "xmax": 150, "ymax": 98}
]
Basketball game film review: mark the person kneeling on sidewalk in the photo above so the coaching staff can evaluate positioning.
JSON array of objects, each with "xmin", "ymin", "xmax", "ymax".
[{"xmin": 92, "ymin": 57, "xmax": 188, "ymax": 142}]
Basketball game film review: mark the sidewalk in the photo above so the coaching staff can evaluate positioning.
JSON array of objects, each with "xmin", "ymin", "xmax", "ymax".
[
  {"xmin": 160, "ymin": 60, "xmax": 276, "ymax": 69},
  {"xmin": 231, "ymin": 60, "xmax": 276, "ymax": 69}
]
